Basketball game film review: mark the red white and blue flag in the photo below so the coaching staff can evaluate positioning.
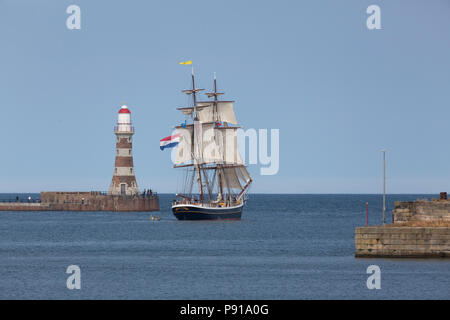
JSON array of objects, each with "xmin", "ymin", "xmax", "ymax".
[{"xmin": 160, "ymin": 133, "xmax": 180, "ymax": 150}]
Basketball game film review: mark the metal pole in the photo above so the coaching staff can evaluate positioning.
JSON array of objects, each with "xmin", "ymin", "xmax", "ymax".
[
  {"xmin": 366, "ymin": 202, "xmax": 369, "ymax": 226},
  {"xmin": 382, "ymin": 149, "xmax": 386, "ymax": 225}
]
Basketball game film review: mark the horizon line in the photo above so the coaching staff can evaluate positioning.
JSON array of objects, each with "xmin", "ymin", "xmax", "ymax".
[{"xmin": 0, "ymin": 192, "xmax": 442, "ymax": 195}]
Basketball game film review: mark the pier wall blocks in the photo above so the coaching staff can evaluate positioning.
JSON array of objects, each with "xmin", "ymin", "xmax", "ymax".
[
  {"xmin": 393, "ymin": 200, "xmax": 450, "ymax": 223},
  {"xmin": 0, "ymin": 192, "xmax": 159, "ymax": 212},
  {"xmin": 355, "ymin": 226, "xmax": 450, "ymax": 258},
  {"xmin": 0, "ymin": 203, "xmax": 49, "ymax": 211}
]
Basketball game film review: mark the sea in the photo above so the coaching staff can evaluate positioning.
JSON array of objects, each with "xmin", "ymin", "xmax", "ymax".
[{"xmin": 0, "ymin": 193, "xmax": 448, "ymax": 300}]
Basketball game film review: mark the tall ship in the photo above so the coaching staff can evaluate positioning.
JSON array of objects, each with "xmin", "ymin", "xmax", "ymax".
[{"xmin": 162, "ymin": 68, "xmax": 252, "ymax": 220}]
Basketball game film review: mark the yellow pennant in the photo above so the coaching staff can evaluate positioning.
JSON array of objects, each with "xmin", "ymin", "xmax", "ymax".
[{"xmin": 179, "ymin": 60, "xmax": 192, "ymax": 65}]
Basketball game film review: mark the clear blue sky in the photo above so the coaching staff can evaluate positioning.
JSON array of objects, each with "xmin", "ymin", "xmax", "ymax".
[{"xmin": 1, "ymin": 0, "xmax": 449, "ymax": 193}]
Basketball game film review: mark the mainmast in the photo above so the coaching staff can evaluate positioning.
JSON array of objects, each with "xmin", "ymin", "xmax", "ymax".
[
  {"xmin": 191, "ymin": 67, "xmax": 204, "ymax": 203},
  {"xmin": 192, "ymin": 67, "xmax": 198, "ymax": 117},
  {"xmin": 210, "ymin": 73, "xmax": 224, "ymax": 199},
  {"xmin": 206, "ymin": 73, "xmax": 253, "ymax": 202}
]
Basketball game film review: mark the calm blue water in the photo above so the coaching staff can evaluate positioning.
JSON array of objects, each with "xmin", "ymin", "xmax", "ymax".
[{"xmin": 0, "ymin": 194, "xmax": 448, "ymax": 299}]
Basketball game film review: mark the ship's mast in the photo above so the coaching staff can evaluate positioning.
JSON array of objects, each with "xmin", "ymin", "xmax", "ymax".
[
  {"xmin": 208, "ymin": 74, "xmax": 252, "ymax": 202},
  {"xmin": 212, "ymin": 73, "xmax": 225, "ymax": 200},
  {"xmin": 192, "ymin": 67, "xmax": 197, "ymax": 117},
  {"xmin": 191, "ymin": 67, "xmax": 204, "ymax": 203}
]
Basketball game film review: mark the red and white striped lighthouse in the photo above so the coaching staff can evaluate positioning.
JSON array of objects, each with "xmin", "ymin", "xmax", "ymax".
[{"xmin": 108, "ymin": 105, "xmax": 139, "ymax": 195}]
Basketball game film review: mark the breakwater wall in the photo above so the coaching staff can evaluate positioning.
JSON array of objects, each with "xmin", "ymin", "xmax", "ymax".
[
  {"xmin": 0, "ymin": 203, "xmax": 50, "ymax": 211},
  {"xmin": 0, "ymin": 191, "xmax": 159, "ymax": 212},
  {"xmin": 393, "ymin": 200, "xmax": 450, "ymax": 223},
  {"xmin": 355, "ymin": 226, "xmax": 450, "ymax": 258}
]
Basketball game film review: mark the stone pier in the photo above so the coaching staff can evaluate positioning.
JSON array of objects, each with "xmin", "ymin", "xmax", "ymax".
[
  {"xmin": 355, "ymin": 194, "xmax": 450, "ymax": 258},
  {"xmin": 0, "ymin": 191, "xmax": 159, "ymax": 212},
  {"xmin": 355, "ymin": 226, "xmax": 450, "ymax": 258},
  {"xmin": 392, "ymin": 199, "xmax": 450, "ymax": 223}
]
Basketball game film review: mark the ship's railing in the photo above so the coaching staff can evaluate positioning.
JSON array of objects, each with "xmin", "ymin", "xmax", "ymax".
[{"xmin": 172, "ymin": 198, "xmax": 240, "ymax": 207}]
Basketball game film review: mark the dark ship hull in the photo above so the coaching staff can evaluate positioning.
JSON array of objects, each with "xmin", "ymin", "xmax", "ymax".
[{"xmin": 172, "ymin": 203, "xmax": 243, "ymax": 220}]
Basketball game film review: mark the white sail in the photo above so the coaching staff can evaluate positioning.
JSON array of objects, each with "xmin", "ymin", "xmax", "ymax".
[
  {"xmin": 202, "ymin": 123, "xmax": 222, "ymax": 164},
  {"xmin": 198, "ymin": 101, "xmax": 237, "ymax": 124},
  {"xmin": 236, "ymin": 165, "xmax": 251, "ymax": 184},
  {"xmin": 221, "ymin": 166, "xmax": 252, "ymax": 190},
  {"xmin": 193, "ymin": 119, "xmax": 203, "ymax": 164},
  {"xmin": 217, "ymin": 102, "xmax": 237, "ymax": 124},
  {"xmin": 175, "ymin": 124, "xmax": 242, "ymax": 166},
  {"xmin": 197, "ymin": 104, "xmax": 215, "ymax": 122},
  {"xmin": 178, "ymin": 102, "xmax": 237, "ymax": 124},
  {"xmin": 222, "ymin": 167, "xmax": 242, "ymax": 189},
  {"xmin": 217, "ymin": 127, "xmax": 243, "ymax": 165},
  {"xmin": 174, "ymin": 127, "xmax": 193, "ymax": 165}
]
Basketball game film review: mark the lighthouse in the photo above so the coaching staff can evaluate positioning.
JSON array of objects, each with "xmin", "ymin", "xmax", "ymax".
[{"xmin": 108, "ymin": 105, "xmax": 139, "ymax": 196}]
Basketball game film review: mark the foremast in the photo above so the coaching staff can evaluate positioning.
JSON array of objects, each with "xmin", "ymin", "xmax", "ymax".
[{"xmin": 184, "ymin": 67, "xmax": 205, "ymax": 203}]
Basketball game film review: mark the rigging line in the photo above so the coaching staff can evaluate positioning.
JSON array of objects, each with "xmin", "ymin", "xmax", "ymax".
[
  {"xmin": 176, "ymin": 167, "xmax": 180, "ymax": 195},
  {"xmin": 204, "ymin": 169, "xmax": 213, "ymax": 201},
  {"xmin": 183, "ymin": 168, "xmax": 189, "ymax": 196},
  {"xmin": 221, "ymin": 167, "xmax": 232, "ymax": 201},
  {"xmin": 185, "ymin": 168, "xmax": 192, "ymax": 196},
  {"xmin": 182, "ymin": 168, "xmax": 189, "ymax": 198},
  {"xmin": 188, "ymin": 168, "xmax": 194, "ymax": 197},
  {"xmin": 211, "ymin": 170, "xmax": 217, "ymax": 200},
  {"xmin": 203, "ymin": 169, "xmax": 209, "ymax": 202}
]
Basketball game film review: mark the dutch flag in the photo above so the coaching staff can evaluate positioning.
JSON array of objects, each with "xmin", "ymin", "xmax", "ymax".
[{"xmin": 160, "ymin": 133, "xmax": 180, "ymax": 150}]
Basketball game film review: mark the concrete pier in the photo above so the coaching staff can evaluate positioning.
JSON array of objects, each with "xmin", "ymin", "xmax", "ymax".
[
  {"xmin": 0, "ymin": 191, "xmax": 159, "ymax": 212},
  {"xmin": 355, "ymin": 226, "xmax": 450, "ymax": 258},
  {"xmin": 0, "ymin": 203, "xmax": 49, "ymax": 211},
  {"xmin": 355, "ymin": 194, "xmax": 450, "ymax": 258},
  {"xmin": 392, "ymin": 199, "xmax": 450, "ymax": 223}
]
